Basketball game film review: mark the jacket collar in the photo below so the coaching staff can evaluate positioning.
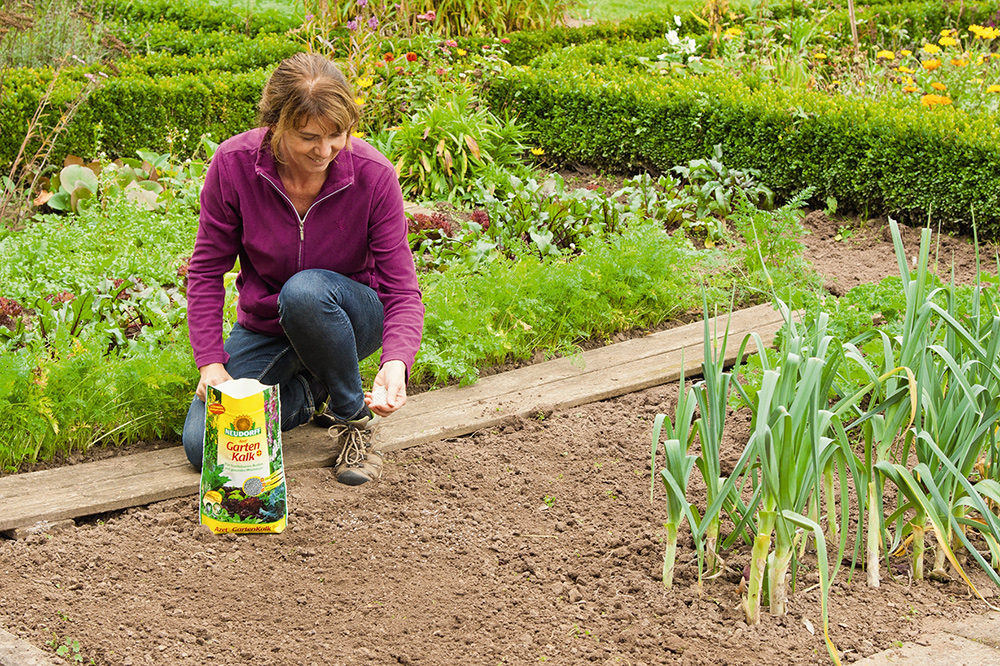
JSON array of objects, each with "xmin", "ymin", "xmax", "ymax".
[{"xmin": 254, "ymin": 128, "xmax": 355, "ymax": 197}]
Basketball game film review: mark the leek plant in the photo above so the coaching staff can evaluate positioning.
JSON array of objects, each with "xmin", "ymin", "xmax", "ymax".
[
  {"xmin": 738, "ymin": 307, "xmax": 848, "ymax": 621},
  {"xmin": 691, "ymin": 299, "xmax": 737, "ymax": 576},
  {"xmin": 882, "ymin": 266, "xmax": 1000, "ymax": 590},
  {"xmin": 839, "ymin": 220, "xmax": 928, "ymax": 586},
  {"xmin": 839, "ymin": 220, "xmax": 1000, "ymax": 592},
  {"xmin": 650, "ymin": 363, "xmax": 699, "ymax": 589}
]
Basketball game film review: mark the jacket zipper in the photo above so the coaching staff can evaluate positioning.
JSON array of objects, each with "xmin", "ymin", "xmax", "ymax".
[{"xmin": 259, "ymin": 173, "xmax": 350, "ymax": 271}]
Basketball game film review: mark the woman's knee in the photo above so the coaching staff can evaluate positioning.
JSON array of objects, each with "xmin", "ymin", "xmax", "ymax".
[{"xmin": 279, "ymin": 269, "xmax": 339, "ymax": 316}]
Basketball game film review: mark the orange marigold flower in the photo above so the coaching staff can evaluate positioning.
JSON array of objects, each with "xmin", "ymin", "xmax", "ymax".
[
  {"xmin": 951, "ymin": 58, "xmax": 967, "ymax": 67},
  {"xmin": 931, "ymin": 82, "xmax": 947, "ymax": 91},
  {"xmin": 987, "ymin": 84, "xmax": 1000, "ymax": 93},
  {"xmin": 902, "ymin": 86, "xmax": 918, "ymax": 93},
  {"xmin": 922, "ymin": 59, "xmax": 942, "ymax": 71},
  {"xmin": 406, "ymin": 52, "xmax": 418, "ymax": 62},
  {"xmin": 920, "ymin": 94, "xmax": 952, "ymax": 107}
]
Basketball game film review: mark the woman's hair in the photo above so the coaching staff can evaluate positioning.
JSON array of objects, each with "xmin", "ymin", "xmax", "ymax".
[{"xmin": 257, "ymin": 53, "xmax": 361, "ymax": 160}]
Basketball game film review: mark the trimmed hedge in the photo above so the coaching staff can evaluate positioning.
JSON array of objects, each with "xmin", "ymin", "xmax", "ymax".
[
  {"xmin": 0, "ymin": 26, "xmax": 309, "ymax": 167},
  {"xmin": 499, "ymin": 11, "xmax": 706, "ymax": 66},
  {"xmin": 0, "ymin": 67, "xmax": 269, "ymax": 164},
  {"xmin": 487, "ymin": 59, "xmax": 1000, "ymax": 235},
  {"xmin": 110, "ymin": 21, "xmax": 298, "ymax": 57},
  {"xmin": 90, "ymin": 0, "xmax": 298, "ymax": 35},
  {"xmin": 116, "ymin": 34, "xmax": 303, "ymax": 77}
]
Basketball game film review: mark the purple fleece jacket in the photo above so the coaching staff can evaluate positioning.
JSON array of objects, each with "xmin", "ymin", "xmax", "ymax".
[{"xmin": 187, "ymin": 128, "xmax": 424, "ymax": 374}]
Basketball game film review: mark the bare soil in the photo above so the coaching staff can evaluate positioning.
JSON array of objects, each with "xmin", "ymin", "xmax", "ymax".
[{"xmin": 1, "ymin": 212, "xmax": 999, "ymax": 666}]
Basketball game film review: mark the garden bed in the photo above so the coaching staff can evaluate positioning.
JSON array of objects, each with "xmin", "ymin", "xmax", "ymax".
[
  {"xmin": 0, "ymin": 379, "xmax": 996, "ymax": 666},
  {"xmin": 1, "ymin": 212, "xmax": 999, "ymax": 665}
]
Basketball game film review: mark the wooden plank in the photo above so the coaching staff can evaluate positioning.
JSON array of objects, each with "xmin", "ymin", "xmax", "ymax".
[
  {"xmin": 394, "ymin": 303, "xmax": 782, "ymax": 419},
  {"xmin": 0, "ymin": 304, "xmax": 785, "ymax": 532},
  {"xmin": 0, "ymin": 626, "xmax": 66, "ymax": 666}
]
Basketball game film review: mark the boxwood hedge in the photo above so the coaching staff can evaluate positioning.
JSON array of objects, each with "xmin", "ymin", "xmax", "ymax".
[{"xmin": 487, "ymin": 54, "xmax": 1000, "ymax": 235}]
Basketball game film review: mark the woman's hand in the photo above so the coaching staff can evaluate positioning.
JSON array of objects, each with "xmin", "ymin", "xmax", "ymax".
[
  {"xmin": 196, "ymin": 363, "xmax": 234, "ymax": 402},
  {"xmin": 366, "ymin": 359, "xmax": 407, "ymax": 417}
]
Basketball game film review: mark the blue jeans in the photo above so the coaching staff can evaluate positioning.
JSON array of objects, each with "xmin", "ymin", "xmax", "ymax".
[{"xmin": 182, "ymin": 269, "xmax": 385, "ymax": 469}]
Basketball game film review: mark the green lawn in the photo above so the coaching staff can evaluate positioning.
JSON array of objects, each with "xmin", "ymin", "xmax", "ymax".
[
  {"xmin": 572, "ymin": 0, "xmax": 703, "ymax": 22},
  {"xmin": 212, "ymin": 0, "xmax": 706, "ymax": 26}
]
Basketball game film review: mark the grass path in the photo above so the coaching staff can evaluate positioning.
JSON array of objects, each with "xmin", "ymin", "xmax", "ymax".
[{"xmin": 573, "ymin": 0, "xmax": 702, "ymax": 21}]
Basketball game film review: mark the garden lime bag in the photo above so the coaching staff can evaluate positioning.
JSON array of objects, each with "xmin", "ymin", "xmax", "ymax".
[{"xmin": 200, "ymin": 378, "xmax": 287, "ymax": 534}]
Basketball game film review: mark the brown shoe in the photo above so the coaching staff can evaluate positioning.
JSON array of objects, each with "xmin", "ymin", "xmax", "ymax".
[{"xmin": 329, "ymin": 415, "xmax": 383, "ymax": 486}]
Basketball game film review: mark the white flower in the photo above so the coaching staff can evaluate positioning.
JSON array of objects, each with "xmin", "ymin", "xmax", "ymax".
[
  {"xmin": 666, "ymin": 30, "xmax": 679, "ymax": 46},
  {"xmin": 674, "ymin": 15, "xmax": 682, "ymax": 26},
  {"xmin": 681, "ymin": 37, "xmax": 697, "ymax": 54}
]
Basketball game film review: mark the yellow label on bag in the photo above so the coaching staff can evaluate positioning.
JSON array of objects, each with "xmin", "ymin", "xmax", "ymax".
[{"xmin": 200, "ymin": 378, "xmax": 287, "ymax": 534}]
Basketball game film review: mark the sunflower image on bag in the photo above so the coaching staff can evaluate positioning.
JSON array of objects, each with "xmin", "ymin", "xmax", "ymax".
[{"xmin": 200, "ymin": 378, "xmax": 287, "ymax": 533}]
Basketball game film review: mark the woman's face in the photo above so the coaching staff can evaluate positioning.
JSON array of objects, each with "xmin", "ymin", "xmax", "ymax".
[{"xmin": 280, "ymin": 117, "xmax": 348, "ymax": 177}]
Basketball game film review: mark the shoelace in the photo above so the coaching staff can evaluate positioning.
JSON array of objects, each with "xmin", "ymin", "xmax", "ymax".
[{"xmin": 329, "ymin": 422, "xmax": 370, "ymax": 468}]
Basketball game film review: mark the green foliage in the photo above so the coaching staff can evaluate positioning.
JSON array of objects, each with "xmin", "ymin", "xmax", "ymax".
[
  {"xmin": 428, "ymin": 0, "xmax": 574, "ymax": 34},
  {"xmin": 0, "ymin": 178, "xmax": 199, "ymax": 470},
  {"xmin": 819, "ymin": 1, "xmax": 999, "ymax": 52},
  {"xmin": 387, "ymin": 89, "xmax": 526, "ymax": 203},
  {"xmin": 727, "ymin": 186, "xmax": 814, "ymax": 296},
  {"xmin": 117, "ymin": 33, "xmax": 304, "ymax": 77},
  {"xmin": 0, "ymin": 0, "xmax": 121, "ymax": 70},
  {"xmin": 0, "ymin": 199, "xmax": 197, "ymax": 300},
  {"xmin": 410, "ymin": 170, "xmax": 631, "ymax": 269},
  {"xmin": 411, "ymin": 217, "xmax": 704, "ymax": 386},
  {"xmin": 46, "ymin": 633, "xmax": 92, "ymax": 664},
  {"xmin": 671, "ymin": 143, "xmax": 775, "ymax": 243},
  {"xmin": 0, "ymin": 330, "xmax": 193, "ymax": 471},
  {"xmin": 39, "ymin": 139, "xmax": 217, "ymax": 217}
]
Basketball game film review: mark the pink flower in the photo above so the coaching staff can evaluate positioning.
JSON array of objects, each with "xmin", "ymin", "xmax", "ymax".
[
  {"xmin": 500, "ymin": 37, "xmax": 510, "ymax": 44},
  {"xmin": 417, "ymin": 10, "xmax": 436, "ymax": 21},
  {"xmin": 435, "ymin": 68, "xmax": 445, "ymax": 76},
  {"xmin": 445, "ymin": 39, "xmax": 458, "ymax": 48}
]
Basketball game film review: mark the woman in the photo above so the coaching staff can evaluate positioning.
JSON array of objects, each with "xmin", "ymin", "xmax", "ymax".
[{"xmin": 181, "ymin": 53, "xmax": 424, "ymax": 486}]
